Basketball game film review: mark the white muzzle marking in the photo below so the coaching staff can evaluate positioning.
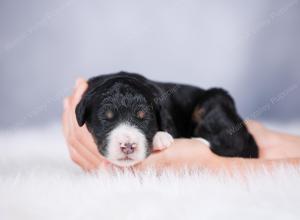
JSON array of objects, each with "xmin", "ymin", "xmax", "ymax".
[{"xmin": 106, "ymin": 122, "xmax": 147, "ymax": 167}]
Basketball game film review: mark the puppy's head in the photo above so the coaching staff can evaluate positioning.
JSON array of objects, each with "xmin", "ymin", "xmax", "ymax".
[{"xmin": 75, "ymin": 76, "xmax": 159, "ymax": 167}]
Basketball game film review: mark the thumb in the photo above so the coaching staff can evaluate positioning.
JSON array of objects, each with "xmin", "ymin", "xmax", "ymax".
[{"xmin": 73, "ymin": 78, "xmax": 88, "ymax": 105}]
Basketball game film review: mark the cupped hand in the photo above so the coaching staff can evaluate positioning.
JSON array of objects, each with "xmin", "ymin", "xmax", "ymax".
[
  {"xmin": 62, "ymin": 78, "xmax": 110, "ymax": 171},
  {"xmin": 134, "ymin": 139, "xmax": 221, "ymax": 172}
]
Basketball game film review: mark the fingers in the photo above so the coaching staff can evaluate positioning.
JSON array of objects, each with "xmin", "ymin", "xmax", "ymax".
[
  {"xmin": 68, "ymin": 85, "xmax": 102, "ymax": 156},
  {"xmin": 62, "ymin": 77, "xmax": 107, "ymax": 171},
  {"xmin": 134, "ymin": 139, "xmax": 213, "ymax": 172},
  {"xmin": 63, "ymin": 96, "xmax": 101, "ymax": 169},
  {"xmin": 62, "ymin": 97, "xmax": 71, "ymax": 138},
  {"xmin": 134, "ymin": 151, "xmax": 166, "ymax": 172},
  {"xmin": 68, "ymin": 145, "xmax": 97, "ymax": 171}
]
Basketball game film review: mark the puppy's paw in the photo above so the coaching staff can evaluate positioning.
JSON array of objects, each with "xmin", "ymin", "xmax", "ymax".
[{"xmin": 153, "ymin": 131, "xmax": 174, "ymax": 150}]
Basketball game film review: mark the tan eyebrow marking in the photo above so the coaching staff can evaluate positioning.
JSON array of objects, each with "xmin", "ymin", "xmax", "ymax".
[
  {"xmin": 105, "ymin": 110, "xmax": 114, "ymax": 119},
  {"xmin": 137, "ymin": 110, "xmax": 145, "ymax": 119}
]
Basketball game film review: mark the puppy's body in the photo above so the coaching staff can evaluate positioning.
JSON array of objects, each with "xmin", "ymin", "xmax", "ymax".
[{"xmin": 76, "ymin": 72, "xmax": 258, "ymax": 166}]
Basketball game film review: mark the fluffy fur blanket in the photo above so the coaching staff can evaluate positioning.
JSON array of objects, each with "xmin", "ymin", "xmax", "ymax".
[{"xmin": 0, "ymin": 123, "xmax": 300, "ymax": 220}]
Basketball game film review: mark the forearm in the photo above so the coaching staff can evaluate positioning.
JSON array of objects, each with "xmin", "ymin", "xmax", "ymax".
[
  {"xmin": 139, "ymin": 138, "xmax": 300, "ymax": 175},
  {"xmin": 214, "ymin": 157, "xmax": 300, "ymax": 175}
]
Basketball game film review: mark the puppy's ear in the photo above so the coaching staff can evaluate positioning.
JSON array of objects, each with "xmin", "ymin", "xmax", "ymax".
[
  {"xmin": 75, "ymin": 74, "xmax": 109, "ymax": 126},
  {"xmin": 75, "ymin": 94, "xmax": 91, "ymax": 127}
]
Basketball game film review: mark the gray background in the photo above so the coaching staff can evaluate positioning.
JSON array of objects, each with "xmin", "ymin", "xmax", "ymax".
[{"xmin": 0, "ymin": 0, "xmax": 299, "ymax": 130}]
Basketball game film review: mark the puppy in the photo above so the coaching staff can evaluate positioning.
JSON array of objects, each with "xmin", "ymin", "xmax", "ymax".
[{"xmin": 76, "ymin": 72, "xmax": 258, "ymax": 166}]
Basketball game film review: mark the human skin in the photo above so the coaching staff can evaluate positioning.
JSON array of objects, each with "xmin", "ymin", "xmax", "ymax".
[{"xmin": 62, "ymin": 78, "xmax": 300, "ymax": 173}]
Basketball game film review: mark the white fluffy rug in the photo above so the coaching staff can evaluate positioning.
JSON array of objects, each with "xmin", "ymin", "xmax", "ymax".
[{"xmin": 1, "ymin": 123, "xmax": 300, "ymax": 220}]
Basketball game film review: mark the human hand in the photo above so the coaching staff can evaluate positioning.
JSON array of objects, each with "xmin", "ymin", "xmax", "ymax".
[
  {"xmin": 62, "ymin": 78, "xmax": 110, "ymax": 171},
  {"xmin": 135, "ymin": 121, "xmax": 296, "ymax": 172},
  {"xmin": 135, "ymin": 139, "xmax": 222, "ymax": 172},
  {"xmin": 135, "ymin": 122, "xmax": 300, "ymax": 175},
  {"xmin": 246, "ymin": 120, "xmax": 300, "ymax": 159}
]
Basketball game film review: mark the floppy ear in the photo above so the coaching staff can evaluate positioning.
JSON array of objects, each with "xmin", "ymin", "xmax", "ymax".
[
  {"xmin": 75, "ymin": 93, "xmax": 91, "ymax": 127},
  {"xmin": 75, "ymin": 74, "xmax": 107, "ymax": 126}
]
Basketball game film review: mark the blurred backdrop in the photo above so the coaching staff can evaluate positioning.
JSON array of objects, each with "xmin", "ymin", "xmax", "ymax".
[{"xmin": 0, "ymin": 0, "xmax": 299, "ymax": 130}]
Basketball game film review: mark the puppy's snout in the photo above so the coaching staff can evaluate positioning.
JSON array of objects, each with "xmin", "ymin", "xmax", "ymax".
[{"xmin": 120, "ymin": 142, "xmax": 136, "ymax": 154}]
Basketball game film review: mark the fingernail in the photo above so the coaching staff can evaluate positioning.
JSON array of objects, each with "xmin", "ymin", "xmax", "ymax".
[
  {"xmin": 75, "ymin": 78, "xmax": 81, "ymax": 88},
  {"xmin": 63, "ymin": 98, "xmax": 69, "ymax": 109}
]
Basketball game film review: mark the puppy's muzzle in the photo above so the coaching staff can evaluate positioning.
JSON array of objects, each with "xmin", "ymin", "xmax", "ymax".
[{"xmin": 106, "ymin": 122, "xmax": 148, "ymax": 166}]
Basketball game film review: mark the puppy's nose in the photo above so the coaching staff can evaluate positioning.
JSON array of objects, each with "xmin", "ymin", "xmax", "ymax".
[{"xmin": 120, "ymin": 143, "xmax": 136, "ymax": 154}]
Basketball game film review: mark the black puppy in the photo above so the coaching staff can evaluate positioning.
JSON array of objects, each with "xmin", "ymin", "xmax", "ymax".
[{"xmin": 76, "ymin": 72, "xmax": 258, "ymax": 166}]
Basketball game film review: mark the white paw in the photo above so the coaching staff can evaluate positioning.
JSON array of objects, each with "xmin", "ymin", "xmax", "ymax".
[{"xmin": 153, "ymin": 131, "xmax": 174, "ymax": 150}]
